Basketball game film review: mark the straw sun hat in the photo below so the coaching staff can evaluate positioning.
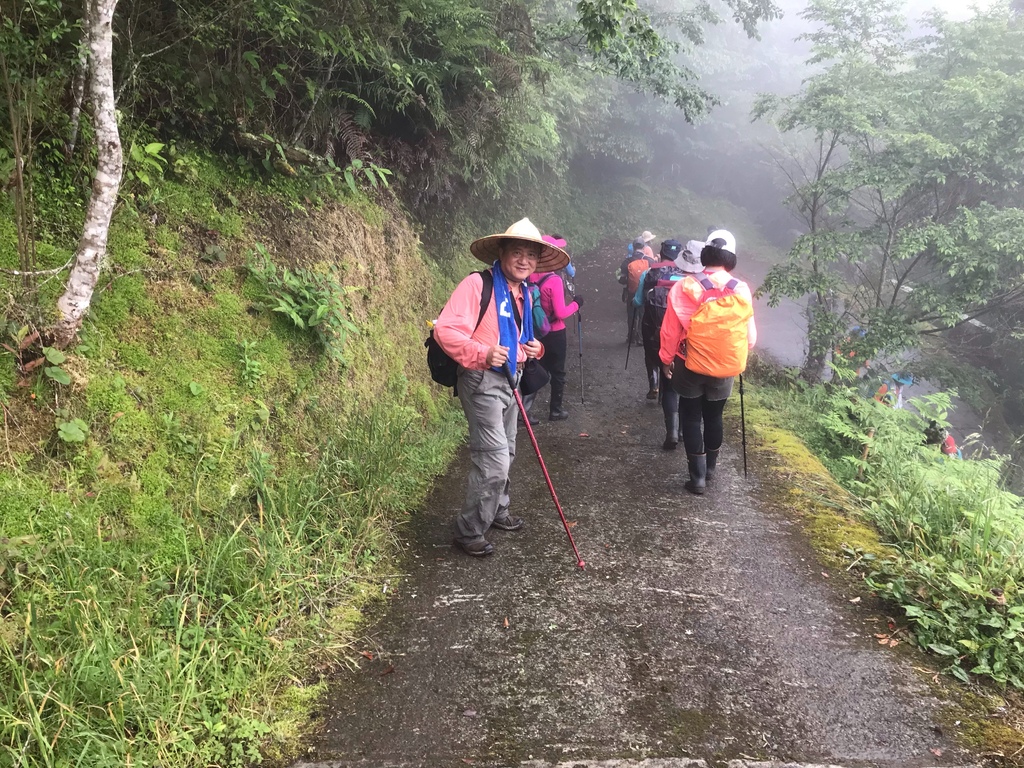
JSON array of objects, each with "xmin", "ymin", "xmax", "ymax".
[{"xmin": 470, "ymin": 218, "xmax": 570, "ymax": 273}]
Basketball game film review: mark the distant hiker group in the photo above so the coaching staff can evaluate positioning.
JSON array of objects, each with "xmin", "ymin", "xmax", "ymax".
[{"xmin": 429, "ymin": 218, "xmax": 755, "ymax": 559}]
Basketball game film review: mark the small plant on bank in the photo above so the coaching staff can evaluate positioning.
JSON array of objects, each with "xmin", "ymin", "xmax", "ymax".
[
  {"xmin": 341, "ymin": 158, "xmax": 392, "ymax": 195},
  {"xmin": 238, "ymin": 340, "xmax": 265, "ymax": 388},
  {"xmin": 42, "ymin": 346, "xmax": 70, "ymax": 385},
  {"xmin": 246, "ymin": 244, "xmax": 360, "ymax": 364}
]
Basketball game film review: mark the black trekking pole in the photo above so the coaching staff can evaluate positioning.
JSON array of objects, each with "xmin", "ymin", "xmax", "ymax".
[
  {"xmin": 576, "ymin": 311, "xmax": 584, "ymax": 404},
  {"xmin": 625, "ymin": 307, "xmax": 638, "ymax": 370},
  {"xmin": 739, "ymin": 373, "xmax": 748, "ymax": 478},
  {"xmin": 503, "ymin": 363, "xmax": 586, "ymax": 570}
]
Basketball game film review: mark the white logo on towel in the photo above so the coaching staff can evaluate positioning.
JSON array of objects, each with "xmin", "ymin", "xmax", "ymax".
[{"xmin": 499, "ymin": 298, "xmax": 512, "ymax": 318}]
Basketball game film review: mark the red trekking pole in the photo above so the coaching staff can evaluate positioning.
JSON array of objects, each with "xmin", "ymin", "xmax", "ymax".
[{"xmin": 503, "ymin": 364, "xmax": 585, "ymax": 570}]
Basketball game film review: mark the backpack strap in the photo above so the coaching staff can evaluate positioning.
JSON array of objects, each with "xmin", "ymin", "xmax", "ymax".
[
  {"xmin": 725, "ymin": 278, "xmax": 739, "ymax": 291},
  {"xmin": 538, "ymin": 273, "xmax": 556, "ymax": 287},
  {"xmin": 475, "ymin": 269, "xmax": 493, "ymax": 331},
  {"xmin": 697, "ymin": 275, "xmax": 715, "ymax": 292}
]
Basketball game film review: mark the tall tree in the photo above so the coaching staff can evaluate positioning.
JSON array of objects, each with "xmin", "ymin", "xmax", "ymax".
[{"xmin": 757, "ymin": 0, "xmax": 1024, "ymax": 380}]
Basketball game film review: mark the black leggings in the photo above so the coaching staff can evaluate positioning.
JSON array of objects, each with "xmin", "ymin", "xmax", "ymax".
[
  {"xmin": 541, "ymin": 328, "xmax": 567, "ymax": 409},
  {"xmin": 679, "ymin": 396, "xmax": 727, "ymax": 455}
]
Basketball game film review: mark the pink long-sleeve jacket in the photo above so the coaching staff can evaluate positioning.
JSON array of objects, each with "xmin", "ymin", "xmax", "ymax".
[
  {"xmin": 433, "ymin": 272, "xmax": 536, "ymax": 370},
  {"xmin": 659, "ymin": 268, "xmax": 757, "ymax": 367},
  {"xmin": 529, "ymin": 272, "xmax": 579, "ymax": 332}
]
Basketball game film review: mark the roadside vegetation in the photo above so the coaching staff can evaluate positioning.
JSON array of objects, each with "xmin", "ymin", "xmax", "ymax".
[
  {"xmin": 0, "ymin": 147, "xmax": 467, "ymax": 767},
  {"xmin": 750, "ymin": 362, "xmax": 1024, "ymax": 692}
]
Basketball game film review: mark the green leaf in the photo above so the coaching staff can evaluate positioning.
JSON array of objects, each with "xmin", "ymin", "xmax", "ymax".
[
  {"xmin": 57, "ymin": 420, "xmax": 87, "ymax": 443},
  {"xmin": 189, "ymin": 381, "xmax": 204, "ymax": 396},
  {"xmin": 947, "ymin": 572, "xmax": 974, "ymax": 592},
  {"xmin": 949, "ymin": 665, "xmax": 970, "ymax": 683},
  {"xmin": 254, "ymin": 401, "xmax": 271, "ymax": 424},
  {"xmin": 45, "ymin": 366, "xmax": 71, "ymax": 385},
  {"xmin": 43, "ymin": 346, "xmax": 66, "ymax": 364},
  {"xmin": 928, "ymin": 643, "xmax": 960, "ymax": 657}
]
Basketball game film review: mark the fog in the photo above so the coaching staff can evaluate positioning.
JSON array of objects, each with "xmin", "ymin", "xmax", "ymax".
[{"xmin": 632, "ymin": 0, "xmax": 1004, "ymax": 249}]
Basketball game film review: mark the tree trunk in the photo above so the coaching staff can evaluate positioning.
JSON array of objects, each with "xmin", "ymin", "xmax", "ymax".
[
  {"xmin": 801, "ymin": 292, "xmax": 837, "ymax": 383},
  {"xmin": 53, "ymin": 0, "xmax": 122, "ymax": 348}
]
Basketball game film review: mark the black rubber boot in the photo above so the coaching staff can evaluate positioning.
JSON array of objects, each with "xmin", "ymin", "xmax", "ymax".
[
  {"xmin": 706, "ymin": 449, "xmax": 719, "ymax": 480},
  {"xmin": 549, "ymin": 389, "xmax": 569, "ymax": 421},
  {"xmin": 662, "ymin": 412, "xmax": 679, "ymax": 450},
  {"xmin": 685, "ymin": 453, "xmax": 707, "ymax": 495}
]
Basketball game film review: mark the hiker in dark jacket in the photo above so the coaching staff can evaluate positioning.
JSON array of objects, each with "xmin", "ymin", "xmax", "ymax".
[{"xmin": 633, "ymin": 240, "xmax": 699, "ymax": 447}]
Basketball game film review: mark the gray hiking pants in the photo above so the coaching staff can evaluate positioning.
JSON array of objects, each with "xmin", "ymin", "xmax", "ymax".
[{"xmin": 454, "ymin": 367, "xmax": 521, "ymax": 545}]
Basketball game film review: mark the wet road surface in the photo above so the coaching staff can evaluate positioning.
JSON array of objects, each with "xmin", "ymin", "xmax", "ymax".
[{"xmin": 294, "ymin": 243, "xmax": 979, "ymax": 768}]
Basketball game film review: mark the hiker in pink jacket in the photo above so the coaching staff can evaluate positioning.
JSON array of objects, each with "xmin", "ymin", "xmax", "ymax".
[
  {"xmin": 521, "ymin": 234, "xmax": 582, "ymax": 423},
  {"xmin": 433, "ymin": 218, "xmax": 568, "ymax": 558}
]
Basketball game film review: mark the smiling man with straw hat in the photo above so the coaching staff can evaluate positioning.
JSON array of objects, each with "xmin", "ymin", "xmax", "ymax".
[{"xmin": 434, "ymin": 218, "xmax": 569, "ymax": 557}]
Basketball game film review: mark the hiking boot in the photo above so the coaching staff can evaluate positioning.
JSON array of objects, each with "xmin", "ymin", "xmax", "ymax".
[
  {"xmin": 454, "ymin": 538, "xmax": 495, "ymax": 557},
  {"xmin": 684, "ymin": 453, "xmax": 707, "ymax": 495},
  {"xmin": 662, "ymin": 412, "xmax": 679, "ymax": 451},
  {"xmin": 491, "ymin": 515, "xmax": 524, "ymax": 531},
  {"xmin": 706, "ymin": 449, "xmax": 719, "ymax": 480},
  {"xmin": 646, "ymin": 387, "xmax": 659, "ymax": 400},
  {"xmin": 549, "ymin": 408, "xmax": 569, "ymax": 421}
]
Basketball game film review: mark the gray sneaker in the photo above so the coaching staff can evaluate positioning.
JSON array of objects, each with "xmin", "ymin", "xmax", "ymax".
[
  {"xmin": 454, "ymin": 539, "xmax": 495, "ymax": 557},
  {"xmin": 491, "ymin": 515, "xmax": 525, "ymax": 531}
]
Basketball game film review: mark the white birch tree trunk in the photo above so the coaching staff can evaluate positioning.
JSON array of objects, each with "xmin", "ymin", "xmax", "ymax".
[{"xmin": 53, "ymin": 0, "xmax": 122, "ymax": 348}]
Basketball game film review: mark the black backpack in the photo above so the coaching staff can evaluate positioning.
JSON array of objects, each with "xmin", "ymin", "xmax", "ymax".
[
  {"xmin": 425, "ymin": 270, "xmax": 493, "ymax": 390},
  {"xmin": 644, "ymin": 264, "xmax": 686, "ymax": 311}
]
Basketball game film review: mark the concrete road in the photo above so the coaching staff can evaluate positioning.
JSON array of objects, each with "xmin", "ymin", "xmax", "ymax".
[{"xmin": 294, "ymin": 243, "xmax": 979, "ymax": 768}]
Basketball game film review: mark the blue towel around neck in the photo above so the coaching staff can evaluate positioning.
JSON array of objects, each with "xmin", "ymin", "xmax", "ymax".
[{"xmin": 490, "ymin": 261, "xmax": 533, "ymax": 373}]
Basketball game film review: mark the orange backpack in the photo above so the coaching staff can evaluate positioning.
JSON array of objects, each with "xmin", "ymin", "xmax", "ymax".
[
  {"xmin": 683, "ymin": 275, "xmax": 753, "ymax": 378},
  {"xmin": 626, "ymin": 257, "xmax": 652, "ymax": 295}
]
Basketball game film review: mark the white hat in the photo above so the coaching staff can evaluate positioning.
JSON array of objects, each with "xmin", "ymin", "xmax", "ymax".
[
  {"xmin": 679, "ymin": 240, "xmax": 706, "ymax": 273},
  {"xmin": 705, "ymin": 229, "xmax": 736, "ymax": 256},
  {"xmin": 641, "ymin": 230, "xmax": 656, "ymax": 243},
  {"xmin": 470, "ymin": 218, "xmax": 569, "ymax": 272}
]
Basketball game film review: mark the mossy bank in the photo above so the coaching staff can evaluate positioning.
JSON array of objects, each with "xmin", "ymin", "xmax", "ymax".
[{"xmin": 0, "ymin": 152, "xmax": 465, "ymax": 767}]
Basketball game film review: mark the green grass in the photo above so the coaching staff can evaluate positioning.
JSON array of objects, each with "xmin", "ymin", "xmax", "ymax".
[{"xmin": 0, "ymin": 148, "xmax": 466, "ymax": 767}]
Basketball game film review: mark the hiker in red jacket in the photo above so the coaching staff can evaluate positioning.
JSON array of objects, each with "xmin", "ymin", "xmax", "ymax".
[
  {"xmin": 660, "ymin": 230, "xmax": 757, "ymax": 495},
  {"xmin": 618, "ymin": 231, "xmax": 656, "ymax": 344}
]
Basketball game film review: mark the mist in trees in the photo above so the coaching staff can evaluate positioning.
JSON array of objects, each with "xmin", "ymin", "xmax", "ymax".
[
  {"xmin": 3, "ymin": 0, "xmax": 1022, "ymax": 384},
  {"xmin": 754, "ymin": 0, "xmax": 1024, "ymax": 398}
]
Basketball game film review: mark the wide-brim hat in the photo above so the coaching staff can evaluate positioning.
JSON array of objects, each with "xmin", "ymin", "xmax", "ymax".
[
  {"xmin": 641, "ymin": 230, "xmax": 656, "ymax": 243},
  {"xmin": 470, "ymin": 218, "xmax": 570, "ymax": 273},
  {"xmin": 680, "ymin": 239, "xmax": 706, "ymax": 273}
]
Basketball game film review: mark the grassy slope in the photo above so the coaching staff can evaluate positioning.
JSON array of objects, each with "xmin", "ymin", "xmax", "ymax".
[{"xmin": 0, "ymin": 152, "xmax": 464, "ymax": 767}]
